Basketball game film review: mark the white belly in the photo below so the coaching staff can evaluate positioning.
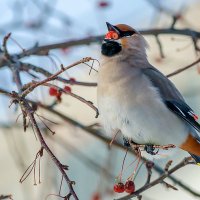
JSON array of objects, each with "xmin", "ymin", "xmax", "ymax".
[{"xmin": 97, "ymin": 60, "xmax": 189, "ymax": 146}]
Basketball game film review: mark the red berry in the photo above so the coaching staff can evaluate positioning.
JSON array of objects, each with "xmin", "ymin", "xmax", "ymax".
[
  {"xmin": 64, "ymin": 86, "xmax": 72, "ymax": 93},
  {"xmin": 125, "ymin": 180, "xmax": 135, "ymax": 194},
  {"xmin": 69, "ymin": 78, "xmax": 76, "ymax": 84},
  {"xmin": 113, "ymin": 182, "xmax": 125, "ymax": 193},
  {"xmin": 91, "ymin": 192, "xmax": 101, "ymax": 200},
  {"xmin": 49, "ymin": 87, "xmax": 58, "ymax": 96},
  {"xmin": 98, "ymin": 1, "xmax": 109, "ymax": 8}
]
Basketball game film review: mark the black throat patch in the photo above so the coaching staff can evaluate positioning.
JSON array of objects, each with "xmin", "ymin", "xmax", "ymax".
[{"xmin": 101, "ymin": 41, "xmax": 122, "ymax": 57}]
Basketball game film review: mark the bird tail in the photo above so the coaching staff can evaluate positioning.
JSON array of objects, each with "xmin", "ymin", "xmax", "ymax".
[{"xmin": 190, "ymin": 153, "xmax": 200, "ymax": 166}]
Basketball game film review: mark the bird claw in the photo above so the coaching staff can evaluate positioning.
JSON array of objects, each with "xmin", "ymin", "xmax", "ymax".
[
  {"xmin": 144, "ymin": 144, "xmax": 159, "ymax": 155},
  {"xmin": 123, "ymin": 137, "xmax": 131, "ymax": 147}
]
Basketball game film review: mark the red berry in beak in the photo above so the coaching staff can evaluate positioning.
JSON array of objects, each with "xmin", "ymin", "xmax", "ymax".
[
  {"xmin": 113, "ymin": 182, "xmax": 125, "ymax": 193},
  {"xmin": 125, "ymin": 180, "xmax": 135, "ymax": 193},
  {"xmin": 49, "ymin": 87, "xmax": 58, "ymax": 96}
]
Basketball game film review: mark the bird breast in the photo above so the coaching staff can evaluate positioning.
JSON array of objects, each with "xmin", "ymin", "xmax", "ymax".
[{"xmin": 97, "ymin": 57, "xmax": 188, "ymax": 146}]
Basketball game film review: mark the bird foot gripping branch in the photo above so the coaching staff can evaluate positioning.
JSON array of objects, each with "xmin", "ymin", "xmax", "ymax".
[{"xmin": 123, "ymin": 137, "xmax": 176, "ymax": 155}]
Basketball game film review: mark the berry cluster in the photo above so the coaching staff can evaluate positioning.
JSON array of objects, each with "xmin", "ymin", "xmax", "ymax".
[
  {"xmin": 48, "ymin": 78, "xmax": 75, "ymax": 102},
  {"xmin": 49, "ymin": 87, "xmax": 62, "ymax": 102},
  {"xmin": 114, "ymin": 180, "xmax": 135, "ymax": 194}
]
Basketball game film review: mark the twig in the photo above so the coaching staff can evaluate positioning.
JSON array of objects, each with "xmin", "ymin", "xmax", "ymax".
[
  {"xmin": 137, "ymin": 195, "xmax": 142, "ymax": 200},
  {"xmin": 22, "ymin": 100, "xmax": 79, "ymax": 200},
  {"xmin": 171, "ymin": 15, "xmax": 179, "ymax": 29},
  {"xmin": 165, "ymin": 160, "xmax": 173, "ymax": 172},
  {"xmin": 20, "ymin": 62, "xmax": 97, "ymax": 87},
  {"xmin": 155, "ymin": 35, "xmax": 165, "ymax": 58},
  {"xmin": 21, "ymin": 57, "xmax": 95, "ymax": 97},
  {"xmin": 162, "ymin": 181, "xmax": 178, "ymax": 191},
  {"xmin": 167, "ymin": 57, "xmax": 200, "ymax": 77},
  {"xmin": 3, "ymin": 90, "xmax": 79, "ymax": 199},
  {"xmin": 40, "ymin": 83, "xmax": 99, "ymax": 118},
  {"xmin": 2, "ymin": 33, "xmax": 11, "ymax": 59},
  {"xmin": 0, "ymin": 195, "xmax": 12, "ymax": 200},
  {"xmin": 145, "ymin": 161, "xmax": 154, "ymax": 185}
]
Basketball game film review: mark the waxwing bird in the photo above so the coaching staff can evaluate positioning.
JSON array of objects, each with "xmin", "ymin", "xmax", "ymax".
[{"xmin": 97, "ymin": 22, "xmax": 200, "ymax": 164}]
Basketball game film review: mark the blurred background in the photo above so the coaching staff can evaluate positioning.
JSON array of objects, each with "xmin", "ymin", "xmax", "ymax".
[{"xmin": 1, "ymin": 0, "xmax": 200, "ymax": 199}]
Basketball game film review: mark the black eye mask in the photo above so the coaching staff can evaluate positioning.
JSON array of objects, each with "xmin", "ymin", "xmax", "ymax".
[
  {"xmin": 101, "ymin": 41, "xmax": 122, "ymax": 57},
  {"xmin": 120, "ymin": 30, "xmax": 136, "ymax": 37},
  {"xmin": 113, "ymin": 26, "xmax": 136, "ymax": 38}
]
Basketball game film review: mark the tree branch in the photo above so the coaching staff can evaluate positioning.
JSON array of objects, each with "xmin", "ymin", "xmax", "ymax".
[
  {"xmin": 116, "ymin": 157, "xmax": 195, "ymax": 200},
  {"xmin": 167, "ymin": 57, "xmax": 200, "ymax": 77},
  {"xmin": 20, "ymin": 62, "xmax": 97, "ymax": 87}
]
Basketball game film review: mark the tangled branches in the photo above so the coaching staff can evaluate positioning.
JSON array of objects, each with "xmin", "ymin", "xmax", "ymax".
[{"xmin": 0, "ymin": 56, "xmax": 99, "ymax": 200}]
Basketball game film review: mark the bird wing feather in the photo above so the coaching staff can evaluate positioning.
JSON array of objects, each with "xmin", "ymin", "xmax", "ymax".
[{"xmin": 142, "ymin": 66, "xmax": 200, "ymax": 133}]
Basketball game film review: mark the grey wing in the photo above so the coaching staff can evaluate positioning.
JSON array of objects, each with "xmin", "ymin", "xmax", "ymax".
[
  {"xmin": 142, "ymin": 66, "xmax": 200, "ymax": 133},
  {"xmin": 142, "ymin": 66, "xmax": 184, "ymax": 101}
]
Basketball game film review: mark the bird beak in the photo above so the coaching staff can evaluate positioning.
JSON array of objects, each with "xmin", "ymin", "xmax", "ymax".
[{"xmin": 106, "ymin": 22, "xmax": 120, "ymax": 34}]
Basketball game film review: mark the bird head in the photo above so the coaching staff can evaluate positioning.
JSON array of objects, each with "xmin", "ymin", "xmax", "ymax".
[{"xmin": 101, "ymin": 22, "xmax": 148, "ymax": 57}]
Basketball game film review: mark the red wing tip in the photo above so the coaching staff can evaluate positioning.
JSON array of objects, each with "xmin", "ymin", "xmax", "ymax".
[{"xmin": 193, "ymin": 114, "xmax": 199, "ymax": 121}]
